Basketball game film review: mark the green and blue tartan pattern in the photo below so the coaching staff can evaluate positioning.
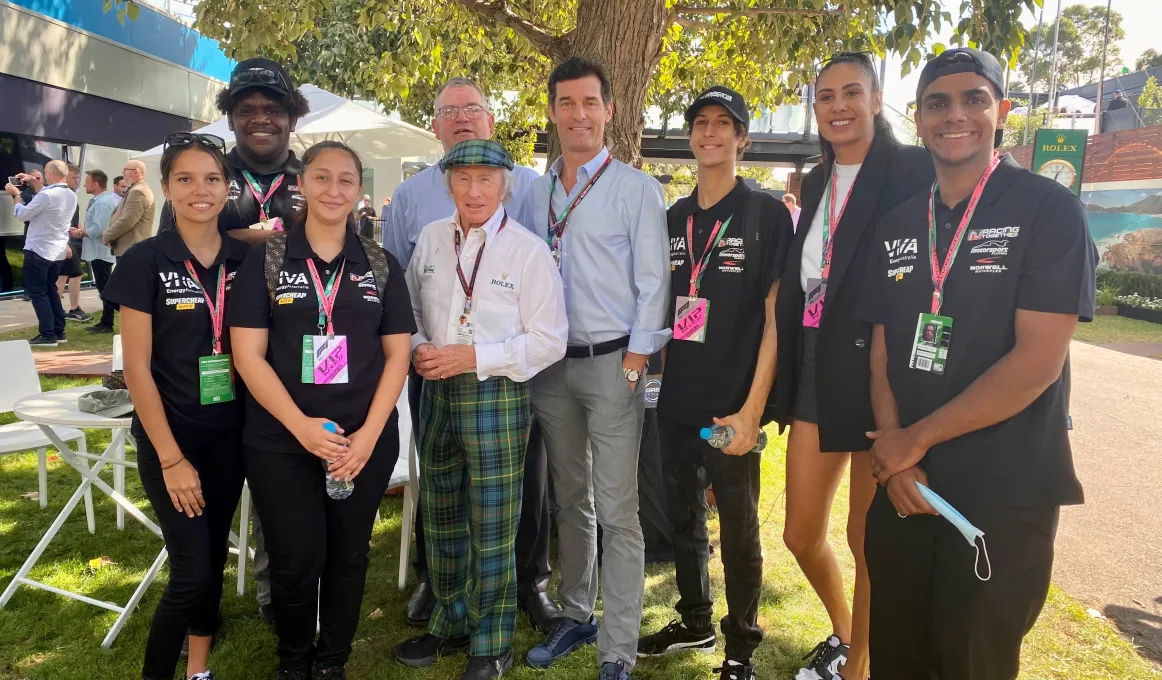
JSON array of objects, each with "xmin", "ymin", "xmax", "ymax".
[
  {"xmin": 439, "ymin": 138, "xmax": 516, "ymax": 172},
  {"xmin": 418, "ymin": 372, "xmax": 531, "ymax": 656}
]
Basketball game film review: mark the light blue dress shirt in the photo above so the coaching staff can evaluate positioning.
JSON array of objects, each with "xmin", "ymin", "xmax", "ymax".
[
  {"xmin": 517, "ymin": 147, "xmax": 671, "ymax": 356},
  {"xmin": 14, "ymin": 183, "xmax": 77, "ymax": 261},
  {"xmin": 383, "ymin": 162, "xmax": 540, "ymax": 270},
  {"xmin": 81, "ymin": 192, "xmax": 118, "ymax": 264}
]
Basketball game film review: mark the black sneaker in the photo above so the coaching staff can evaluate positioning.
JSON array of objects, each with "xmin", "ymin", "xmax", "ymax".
[
  {"xmin": 716, "ymin": 660, "xmax": 756, "ymax": 680},
  {"xmin": 795, "ymin": 635, "xmax": 848, "ymax": 680},
  {"xmin": 259, "ymin": 602, "xmax": 276, "ymax": 627},
  {"xmin": 87, "ymin": 323, "xmax": 114, "ymax": 334},
  {"xmin": 394, "ymin": 633, "xmax": 471, "ymax": 668},
  {"xmin": 55, "ymin": 334, "xmax": 67, "ymax": 344},
  {"xmin": 66, "ymin": 308, "xmax": 92, "ymax": 322},
  {"xmin": 637, "ymin": 620, "xmax": 716, "ymax": 657},
  {"xmin": 29, "ymin": 335, "xmax": 58, "ymax": 347},
  {"xmin": 460, "ymin": 648, "xmax": 513, "ymax": 679},
  {"xmin": 313, "ymin": 664, "xmax": 346, "ymax": 679},
  {"xmin": 276, "ymin": 670, "xmax": 310, "ymax": 680}
]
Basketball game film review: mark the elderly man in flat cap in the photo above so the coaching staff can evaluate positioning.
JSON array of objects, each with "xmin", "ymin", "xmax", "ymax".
[{"xmin": 394, "ymin": 139, "xmax": 568, "ymax": 680}]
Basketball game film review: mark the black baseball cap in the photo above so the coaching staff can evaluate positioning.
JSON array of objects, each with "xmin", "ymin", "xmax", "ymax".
[
  {"xmin": 229, "ymin": 58, "xmax": 294, "ymax": 98},
  {"xmin": 915, "ymin": 47, "xmax": 1005, "ymax": 103},
  {"xmin": 684, "ymin": 86, "xmax": 750, "ymax": 128}
]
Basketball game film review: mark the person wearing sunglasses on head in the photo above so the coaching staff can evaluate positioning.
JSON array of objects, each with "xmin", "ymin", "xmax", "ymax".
[
  {"xmin": 160, "ymin": 58, "xmax": 311, "ymax": 246},
  {"xmin": 102, "ymin": 133, "xmax": 249, "ymax": 680},
  {"xmin": 771, "ymin": 51, "xmax": 934, "ymax": 680}
]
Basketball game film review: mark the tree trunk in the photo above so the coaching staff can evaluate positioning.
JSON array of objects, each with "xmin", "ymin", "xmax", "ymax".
[{"xmin": 547, "ymin": 0, "xmax": 670, "ymax": 166}]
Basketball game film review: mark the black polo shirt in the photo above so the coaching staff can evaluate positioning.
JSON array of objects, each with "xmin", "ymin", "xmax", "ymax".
[
  {"xmin": 658, "ymin": 180, "xmax": 794, "ymax": 426},
  {"xmin": 102, "ymin": 227, "xmax": 250, "ymax": 433},
  {"xmin": 225, "ymin": 227, "xmax": 415, "ymax": 452},
  {"xmin": 159, "ymin": 149, "xmax": 305, "ymax": 233},
  {"xmin": 856, "ymin": 154, "xmax": 1097, "ymax": 510}
]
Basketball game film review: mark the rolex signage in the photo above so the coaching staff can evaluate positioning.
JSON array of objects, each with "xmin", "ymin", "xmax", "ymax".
[{"xmin": 1032, "ymin": 129, "xmax": 1088, "ymax": 195}]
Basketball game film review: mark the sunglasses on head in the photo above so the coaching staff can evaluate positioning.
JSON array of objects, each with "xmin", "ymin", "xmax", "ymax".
[
  {"xmin": 231, "ymin": 68, "xmax": 291, "ymax": 92},
  {"xmin": 163, "ymin": 133, "xmax": 227, "ymax": 152}
]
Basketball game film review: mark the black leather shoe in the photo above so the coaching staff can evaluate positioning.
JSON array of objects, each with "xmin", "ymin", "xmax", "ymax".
[
  {"xmin": 394, "ymin": 633, "xmax": 470, "ymax": 668},
  {"xmin": 406, "ymin": 579, "xmax": 435, "ymax": 626},
  {"xmin": 518, "ymin": 587, "xmax": 562, "ymax": 635},
  {"xmin": 460, "ymin": 648, "xmax": 513, "ymax": 679},
  {"xmin": 259, "ymin": 603, "xmax": 276, "ymax": 627}
]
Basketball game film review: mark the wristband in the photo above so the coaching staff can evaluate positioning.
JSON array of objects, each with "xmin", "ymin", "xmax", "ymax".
[{"xmin": 161, "ymin": 457, "xmax": 186, "ymax": 470}]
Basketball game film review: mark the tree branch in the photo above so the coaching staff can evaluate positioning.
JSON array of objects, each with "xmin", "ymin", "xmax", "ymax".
[
  {"xmin": 450, "ymin": 0, "xmax": 570, "ymax": 61},
  {"xmin": 673, "ymin": 4, "xmax": 843, "ymax": 18}
]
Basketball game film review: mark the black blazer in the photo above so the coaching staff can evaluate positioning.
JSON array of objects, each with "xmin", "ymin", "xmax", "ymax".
[{"xmin": 773, "ymin": 133, "xmax": 934, "ymax": 452}]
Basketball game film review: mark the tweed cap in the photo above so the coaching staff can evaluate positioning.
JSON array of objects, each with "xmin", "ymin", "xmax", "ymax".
[{"xmin": 439, "ymin": 139, "xmax": 515, "ymax": 172}]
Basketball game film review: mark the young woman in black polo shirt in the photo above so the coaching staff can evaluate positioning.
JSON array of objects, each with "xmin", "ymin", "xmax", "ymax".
[
  {"xmin": 103, "ymin": 133, "xmax": 249, "ymax": 680},
  {"xmin": 227, "ymin": 141, "xmax": 414, "ymax": 680},
  {"xmin": 772, "ymin": 53, "xmax": 933, "ymax": 680}
]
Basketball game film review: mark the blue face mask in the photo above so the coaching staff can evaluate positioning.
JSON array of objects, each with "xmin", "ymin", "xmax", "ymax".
[{"xmin": 916, "ymin": 482, "xmax": 992, "ymax": 582}]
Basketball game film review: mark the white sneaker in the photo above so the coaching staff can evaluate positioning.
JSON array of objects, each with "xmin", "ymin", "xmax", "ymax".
[
  {"xmin": 795, "ymin": 634, "xmax": 849, "ymax": 680},
  {"xmin": 189, "ymin": 672, "xmax": 214, "ymax": 680}
]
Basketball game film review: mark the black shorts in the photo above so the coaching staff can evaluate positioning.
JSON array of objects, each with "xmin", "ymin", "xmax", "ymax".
[
  {"xmin": 60, "ymin": 239, "xmax": 84, "ymax": 278},
  {"xmin": 792, "ymin": 326, "xmax": 819, "ymax": 423}
]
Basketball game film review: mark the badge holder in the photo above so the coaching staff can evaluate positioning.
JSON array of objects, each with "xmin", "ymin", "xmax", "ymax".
[
  {"xmin": 674, "ymin": 297, "xmax": 709, "ymax": 343},
  {"xmin": 909, "ymin": 312, "xmax": 953, "ymax": 374},
  {"xmin": 455, "ymin": 298, "xmax": 476, "ymax": 345},
  {"xmin": 302, "ymin": 259, "xmax": 349, "ymax": 385},
  {"xmin": 803, "ymin": 278, "xmax": 825, "ymax": 328},
  {"xmin": 199, "ymin": 354, "xmax": 235, "ymax": 404}
]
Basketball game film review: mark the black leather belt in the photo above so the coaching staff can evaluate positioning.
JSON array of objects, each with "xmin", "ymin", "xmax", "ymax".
[{"xmin": 565, "ymin": 335, "xmax": 630, "ymax": 359}]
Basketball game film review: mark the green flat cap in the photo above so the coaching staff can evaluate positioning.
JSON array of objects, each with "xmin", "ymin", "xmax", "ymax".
[{"xmin": 440, "ymin": 139, "xmax": 515, "ymax": 172}]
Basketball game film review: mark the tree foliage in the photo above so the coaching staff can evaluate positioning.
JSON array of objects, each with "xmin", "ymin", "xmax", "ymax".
[
  {"xmin": 1016, "ymin": 4, "xmax": 1123, "ymax": 94},
  {"xmin": 1136, "ymin": 49, "xmax": 1162, "ymax": 74}
]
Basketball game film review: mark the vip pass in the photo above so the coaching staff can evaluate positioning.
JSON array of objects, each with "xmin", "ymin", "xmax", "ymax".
[
  {"xmin": 302, "ymin": 258, "xmax": 349, "ymax": 384},
  {"xmin": 674, "ymin": 213, "xmax": 732, "ymax": 343},
  {"xmin": 803, "ymin": 165, "xmax": 859, "ymax": 329},
  {"xmin": 453, "ymin": 213, "xmax": 508, "ymax": 345},
  {"xmin": 182, "ymin": 260, "xmax": 235, "ymax": 404},
  {"xmin": 545, "ymin": 155, "xmax": 613, "ymax": 269}
]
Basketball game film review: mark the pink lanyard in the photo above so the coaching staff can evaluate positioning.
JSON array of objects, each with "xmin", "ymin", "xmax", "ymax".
[
  {"xmin": 241, "ymin": 170, "xmax": 286, "ymax": 222},
  {"xmin": 305, "ymin": 258, "xmax": 346, "ymax": 336},
  {"xmin": 926, "ymin": 153, "xmax": 1003, "ymax": 315},
  {"xmin": 183, "ymin": 261, "xmax": 227, "ymax": 355},
  {"xmin": 820, "ymin": 166, "xmax": 857, "ymax": 281},
  {"xmin": 685, "ymin": 214, "xmax": 732, "ymax": 298}
]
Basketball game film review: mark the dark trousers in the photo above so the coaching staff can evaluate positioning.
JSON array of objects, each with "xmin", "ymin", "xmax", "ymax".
[
  {"xmin": 865, "ymin": 488, "xmax": 1059, "ymax": 679},
  {"xmin": 658, "ymin": 414, "xmax": 764, "ymax": 662},
  {"xmin": 136, "ymin": 424, "xmax": 245, "ymax": 680},
  {"xmin": 410, "ymin": 372, "xmax": 551, "ymax": 589},
  {"xmin": 0, "ymin": 236, "xmax": 13, "ymax": 291},
  {"xmin": 22, "ymin": 250, "xmax": 65, "ymax": 338},
  {"xmin": 90, "ymin": 258, "xmax": 117, "ymax": 328},
  {"xmin": 244, "ymin": 422, "xmax": 398, "ymax": 672}
]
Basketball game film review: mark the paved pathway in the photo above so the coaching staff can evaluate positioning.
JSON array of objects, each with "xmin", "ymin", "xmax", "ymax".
[
  {"xmin": 0, "ymin": 290, "xmax": 103, "ymax": 333},
  {"xmin": 1098, "ymin": 342, "xmax": 1162, "ymax": 359},
  {"xmin": 34, "ymin": 351, "xmax": 112, "ymax": 376},
  {"xmin": 1058, "ymin": 341, "xmax": 1162, "ymax": 663}
]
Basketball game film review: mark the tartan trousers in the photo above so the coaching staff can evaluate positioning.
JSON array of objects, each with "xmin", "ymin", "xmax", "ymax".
[{"xmin": 419, "ymin": 372, "xmax": 531, "ymax": 656}]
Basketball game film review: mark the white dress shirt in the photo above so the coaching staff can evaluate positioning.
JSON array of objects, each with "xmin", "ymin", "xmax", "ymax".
[
  {"xmin": 407, "ymin": 206, "xmax": 568, "ymax": 383},
  {"xmin": 15, "ymin": 183, "xmax": 78, "ymax": 261}
]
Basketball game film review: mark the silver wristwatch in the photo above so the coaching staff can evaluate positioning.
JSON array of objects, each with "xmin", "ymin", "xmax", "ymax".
[{"xmin": 623, "ymin": 367, "xmax": 641, "ymax": 383}]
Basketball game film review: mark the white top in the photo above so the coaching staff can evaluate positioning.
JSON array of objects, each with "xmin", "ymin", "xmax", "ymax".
[
  {"xmin": 800, "ymin": 163, "xmax": 861, "ymax": 293},
  {"xmin": 14, "ymin": 183, "xmax": 78, "ymax": 261},
  {"xmin": 13, "ymin": 385, "xmax": 133, "ymax": 429},
  {"xmin": 406, "ymin": 205, "xmax": 568, "ymax": 383}
]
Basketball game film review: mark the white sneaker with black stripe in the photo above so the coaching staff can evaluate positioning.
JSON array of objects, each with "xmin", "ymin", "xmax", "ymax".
[{"xmin": 795, "ymin": 634, "xmax": 849, "ymax": 680}]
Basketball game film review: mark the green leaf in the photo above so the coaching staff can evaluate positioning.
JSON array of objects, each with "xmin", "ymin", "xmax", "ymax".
[{"xmin": 933, "ymin": 42, "xmax": 946, "ymax": 55}]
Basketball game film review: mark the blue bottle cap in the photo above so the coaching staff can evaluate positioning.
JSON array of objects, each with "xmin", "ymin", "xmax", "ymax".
[
  {"xmin": 699, "ymin": 427, "xmax": 712, "ymax": 440},
  {"xmin": 323, "ymin": 422, "xmax": 337, "ymax": 433}
]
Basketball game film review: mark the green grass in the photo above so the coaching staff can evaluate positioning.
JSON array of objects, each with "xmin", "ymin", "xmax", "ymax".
[
  {"xmin": 1074, "ymin": 315, "xmax": 1162, "ymax": 345},
  {"xmin": 0, "ymin": 378, "xmax": 1157, "ymax": 679},
  {"xmin": 0, "ymin": 317, "xmax": 118, "ymax": 354}
]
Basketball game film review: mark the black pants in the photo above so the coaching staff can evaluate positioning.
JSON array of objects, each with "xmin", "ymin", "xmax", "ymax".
[
  {"xmin": 865, "ymin": 488, "xmax": 1059, "ymax": 679},
  {"xmin": 136, "ymin": 423, "xmax": 245, "ymax": 680},
  {"xmin": 658, "ymin": 414, "xmax": 763, "ymax": 662},
  {"xmin": 410, "ymin": 372, "xmax": 551, "ymax": 588},
  {"xmin": 90, "ymin": 258, "xmax": 117, "ymax": 328},
  {"xmin": 22, "ymin": 250, "xmax": 65, "ymax": 338},
  {"xmin": 0, "ymin": 236, "xmax": 13, "ymax": 291},
  {"xmin": 244, "ymin": 422, "xmax": 398, "ymax": 672}
]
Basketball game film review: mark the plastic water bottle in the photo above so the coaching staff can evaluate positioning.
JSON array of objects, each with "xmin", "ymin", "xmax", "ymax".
[
  {"xmin": 700, "ymin": 425, "xmax": 767, "ymax": 453},
  {"xmin": 321, "ymin": 422, "xmax": 354, "ymax": 500}
]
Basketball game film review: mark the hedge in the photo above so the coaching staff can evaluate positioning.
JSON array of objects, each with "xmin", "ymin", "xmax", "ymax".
[{"xmin": 1097, "ymin": 269, "xmax": 1162, "ymax": 299}]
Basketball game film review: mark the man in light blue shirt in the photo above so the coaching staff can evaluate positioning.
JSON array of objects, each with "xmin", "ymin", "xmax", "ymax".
[
  {"xmin": 383, "ymin": 77, "xmax": 563, "ymax": 637},
  {"xmin": 77, "ymin": 170, "xmax": 119, "ymax": 333},
  {"xmin": 520, "ymin": 58, "xmax": 670, "ymax": 680}
]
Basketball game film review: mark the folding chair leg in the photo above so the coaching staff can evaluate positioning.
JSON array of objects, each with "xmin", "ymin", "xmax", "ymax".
[
  {"xmin": 237, "ymin": 485, "xmax": 250, "ymax": 596},
  {"xmin": 77, "ymin": 437, "xmax": 95, "ymax": 534},
  {"xmin": 399, "ymin": 482, "xmax": 415, "ymax": 590},
  {"xmin": 37, "ymin": 448, "xmax": 47, "ymax": 508}
]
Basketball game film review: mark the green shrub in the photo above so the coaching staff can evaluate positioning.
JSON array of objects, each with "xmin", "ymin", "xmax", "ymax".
[
  {"xmin": 1097, "ymin": 269, "xmax": 1162, "ymax": 299},
  {"xmin": 1095, "ymin": 283, "xmax": 1120, "ymax": 306}
]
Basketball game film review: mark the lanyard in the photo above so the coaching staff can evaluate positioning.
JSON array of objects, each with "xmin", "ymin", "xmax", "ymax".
[
  {"xmin": 546, "ymin": 155, "xmax": 613, "ymax": 249},
  {"xmin": 820, "ymin": 166, "xmax": 857, "ymax": 280},
  {"xmin": 305, "ymin": 258, "xmax": 345, "ymax": 336},
  {"xmin": 183, "ymin": 261, "xmax": 227, "ymax": 355},
  {"xmin": 454, "ymin": 212, "xmax": 508, "ymax": 313},
  {"xmin": 241, "ymin": 170, "xmax": 286, "ymax": 222},
  {"xmin": 927, "ymin": 153, "xmax": 1003, "ymax": 315},
  {"xmin": 685, "ymin": 214, "xmax": 733, "ymax": 298}
]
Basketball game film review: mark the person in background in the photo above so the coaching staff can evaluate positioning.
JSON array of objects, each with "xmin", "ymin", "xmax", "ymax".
[
  {"xmin": 772, "ymin": 51, "xmax": 934, "ymax": 680},
  {"xmin": 77, "ymin": 170, "xmax": 119, "ymax": 334},
  {"xmin": 1107, "ymin": 89, "xmax": 1128, "ymax": 111},
  {"xmin": 103, "ymin": 133, "xmax": 248, "ymax": 680},
  {"xmin": 357, "ymin": 202, "xmax": 377, "ymax": 240},
  {"xmin": 227, "ymin": 141, "xmax": 413, "ymax": 680},
  {"xmin": 6, "ymin": 161, "xmax": 75, "ymax": 346},
  {"xmin": 518, "ymin": 57, "xmax": 671, "ymax": 680},
  {"xmin": 380, "ymin": 196, "xmax": 391, "ymax": 220},
  {"xmin": 782, "ymin": 193, "xmax": 801, "ymax": 230},
  {"xmin": 384, "ymin": 76, "xmax": 557, "ymax": 636},
  {"xmin": 104, "ymin": 160, "xmax": 155, "ymax": 256},
  {"xmin": 59, "ymin": 163, "xmax": 91, "ymax": 322},
  {"xmin": 114, "ymin": 175, "xmax": 128, "ymax": 202},
  {"xmin": 636, "ymin": 86, "xmax": 793, "ymax": 680},
  {"xmin": 15, "ymin": 170, "xmax": 43, "ymax": 301}
]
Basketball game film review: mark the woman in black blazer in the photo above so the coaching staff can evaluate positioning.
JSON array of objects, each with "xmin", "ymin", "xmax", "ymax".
[{"xmin": 773, "ymin": 53, "xmax": 934, "ymax": 680}]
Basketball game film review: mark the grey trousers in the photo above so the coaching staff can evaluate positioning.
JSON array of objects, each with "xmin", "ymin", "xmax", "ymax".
[
  {"xmin": 531, "ymin": 350, "xmax": 646, "ymax": 669},
  {"xmin": 253, "ymin": 512, "xmax": 272, "ymax": 606}
]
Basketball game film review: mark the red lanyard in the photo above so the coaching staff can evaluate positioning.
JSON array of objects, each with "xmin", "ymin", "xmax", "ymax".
[
  {"xmin": 183, "ymin": 261, "xmax": 227, "ymax": 355},
  {"xmin": 454, "ymin": 212, "xmax": 508, "ymax": 312},
  {"xmin": 241, "ymin": 170, "xmax": 286, "ymax": 222},
  {"xmin": 685, "ymin": 214, "xmax": 733, "ymax": 298},
  {"xmin": 546, "ymin": 155, "xmax": 613, "ymax": 247},
  {"xmin": 305, "ymin": 258, "xmax": 345, "ymax": 336},
  {"xmin": 927, "ymin": 153, "xmax": 1003, "ymax": 315},
  {"xmin": 820, "ymin": 166, "xmax": 858, "ymax": 281}
]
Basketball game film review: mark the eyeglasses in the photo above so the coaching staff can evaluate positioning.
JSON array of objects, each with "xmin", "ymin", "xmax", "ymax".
[
  {"xmin": 435, "ymin": 104, "xmax": 487, "ymax": 120},
  {"xmin": 230, "ymin": 67, "xmax": 291, "ymax": 93},
  {"xmin": 163, "ymin": 133, "xmax": 227, "ymax": 152}
]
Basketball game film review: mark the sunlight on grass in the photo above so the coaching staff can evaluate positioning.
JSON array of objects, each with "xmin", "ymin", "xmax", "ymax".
[{"xmin": 1074, "ymin": 315, "xmax": 1162, "ymax": 345}]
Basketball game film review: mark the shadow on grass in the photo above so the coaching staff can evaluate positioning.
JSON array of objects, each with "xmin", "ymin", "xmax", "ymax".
[{"xmin": 1104, "ymin": 600, "xmax": 1162, "ymax": 664}]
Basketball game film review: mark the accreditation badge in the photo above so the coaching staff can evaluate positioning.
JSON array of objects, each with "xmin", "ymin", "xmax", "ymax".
[
  {"xmin": 910, "ymin": 313, "xmax": 953, "ymax": 375},
  {"xmin": 803, "ymin": 278, "xmax": 826, "ymax": 328},
  {"xmin": 198, "ymin": 354, "xmax": 235, "ymax": 405},
  {"xmin": 455, "ymin": 311, "xmax": 476, "ymax": 345},
  {"xmin": 302, "ymin": 335, "xmax": 350, "ymax": 384},
  {"xmin": 673, "ymin": 296, "xmax": 709, "ymax": 343}
]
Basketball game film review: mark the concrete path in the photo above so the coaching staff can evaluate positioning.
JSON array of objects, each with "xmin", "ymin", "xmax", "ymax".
[
  {"xmin": 1098, "ymin": 342, "xmax": 1162, "ymax": 359},
  {"xmin": 0, "ymin": 290, "xmax": 103, "ymax": 333},
  {"xmin": 34, "ymin": 351, "xmax": 113, "ymax": 376},
  {"xmin": 1058, "ymin": 341, "xmax": 1162, "ymax": 663}
]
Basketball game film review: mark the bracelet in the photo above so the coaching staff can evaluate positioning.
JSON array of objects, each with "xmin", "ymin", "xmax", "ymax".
[{"xmin": 161, "ymin": 457, "xmax": 186, "ymax": 470}]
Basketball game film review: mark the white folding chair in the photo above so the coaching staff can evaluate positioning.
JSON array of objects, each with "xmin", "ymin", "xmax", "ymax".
[
  {"xmin": 0, "ymin": 341, "xmax": 91, "ymax": 520},
  {"xmin": 389, "ymin": 376, "xmax": 419, "ymax": 590}
]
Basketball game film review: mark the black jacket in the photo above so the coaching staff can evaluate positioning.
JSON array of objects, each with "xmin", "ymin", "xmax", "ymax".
[{"xmin": 773, "ymin": 133, "xmax": 934, "ymax": 452}]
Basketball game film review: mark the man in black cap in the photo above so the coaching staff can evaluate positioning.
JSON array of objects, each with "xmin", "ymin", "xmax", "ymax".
[
  {"xmin": 635, "ymin": 86, "xmax": 793, "ymax": 680},
  {"xmin": 160, "ymin": 58, "xmax": 310, "ymax": 245},
  {"xmin": 856, "ymin": 47, "xmax": 1095, "ymax": 679},
  {"xmin": 1108, "ymin": 89, "xmax": 1128, "ymax": 111}
]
